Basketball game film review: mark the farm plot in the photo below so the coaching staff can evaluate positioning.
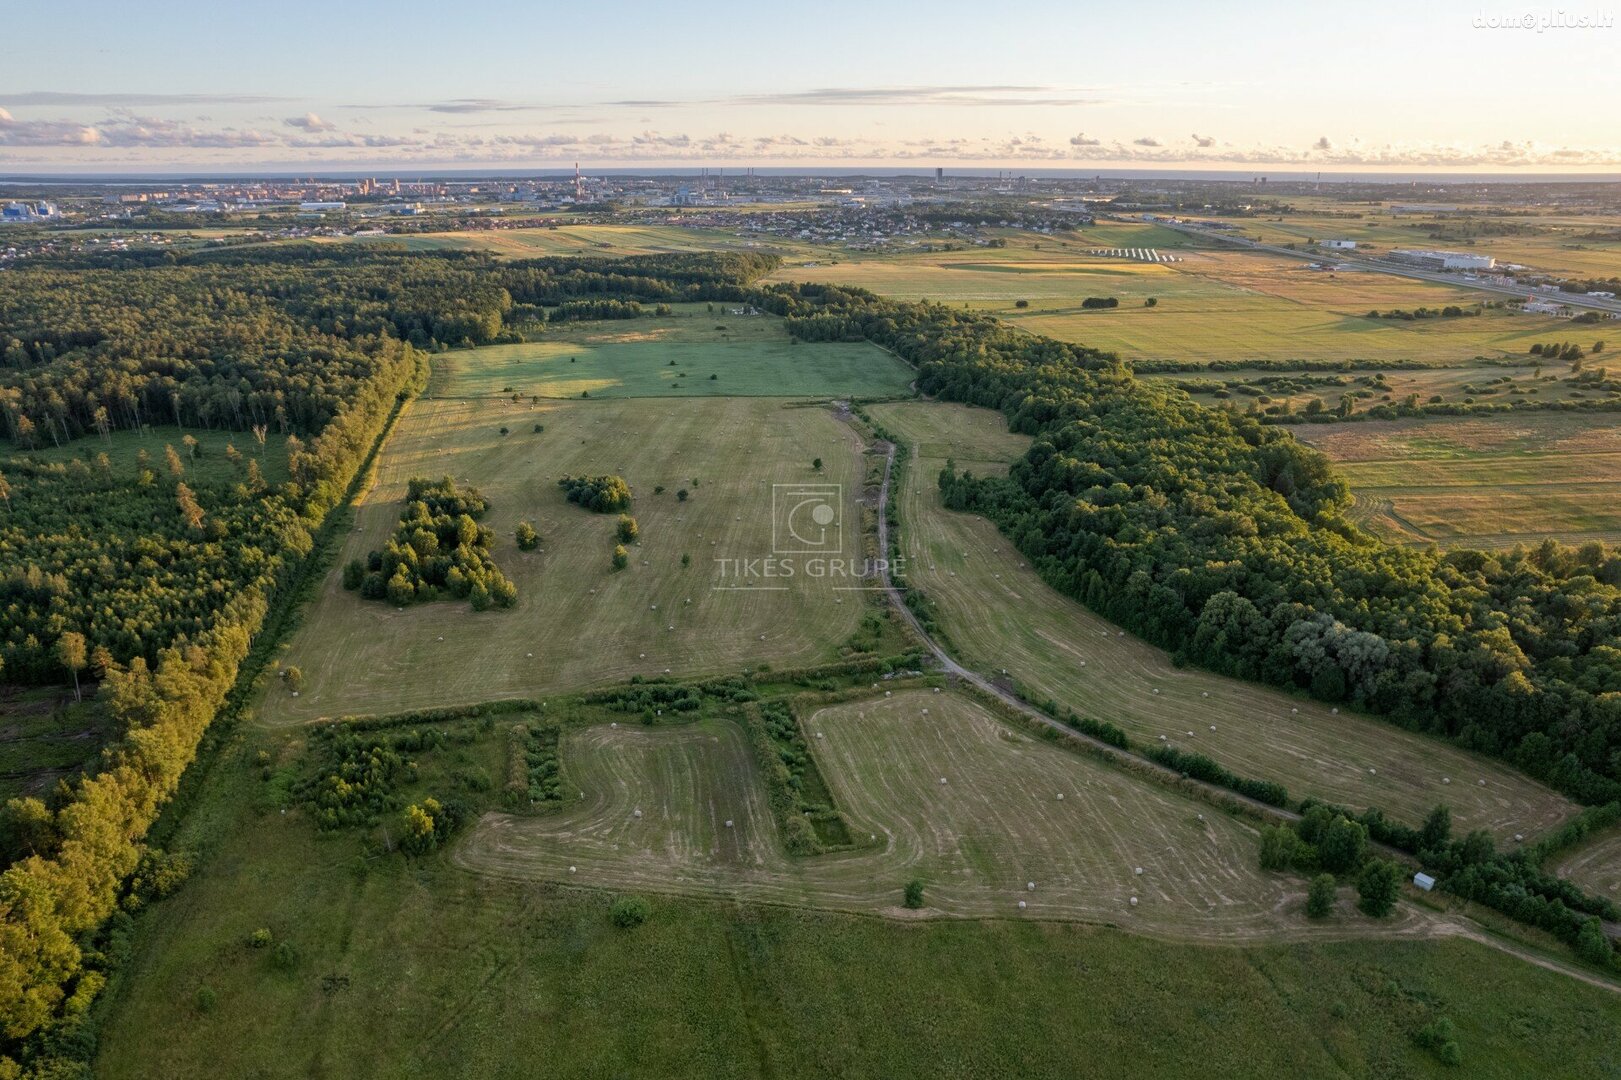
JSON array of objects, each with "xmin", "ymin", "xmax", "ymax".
[
  {"xmin": 431, "ymin": 309, "xmax": 912, "ymax": 401},
  {"xmin": 1553, "ymin": 826, "xmax": 1621, "ymax": 900},
  {"xmin": 334, "ymin": 223, "xmax": 793, "ymax": 259},
  {"xmin": 257, "ymin": 396, "xmax": 871, "ymax": 725},
  {"xmin": 770, "ymin": 229, "xmax": 1575, "ymax": 363},
  {"xmin": 867, "ymin": 401, "xmax": 1576, "ymax": 842},
  {"xmin": 1296, "ymin": 413, "xmax": 1621, "ymax": 548},
  {"xmin": 456, "ymin": 690, "xmax": 1418, "ymax": 939}
]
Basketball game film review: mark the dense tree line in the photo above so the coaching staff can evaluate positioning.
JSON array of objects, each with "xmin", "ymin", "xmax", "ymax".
[
  {"xmin": 344, "ymin": 477, "xmax": 515, "ymax": 610},
  {"xmin": 755, "ymin": 281, "xmax": 1621, "ymax": 806}
]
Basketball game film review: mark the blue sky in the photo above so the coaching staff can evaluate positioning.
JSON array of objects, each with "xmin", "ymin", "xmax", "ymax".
[{"xmin": 2, "ymin": 0, "xmax": 1617, "ymax": 171}]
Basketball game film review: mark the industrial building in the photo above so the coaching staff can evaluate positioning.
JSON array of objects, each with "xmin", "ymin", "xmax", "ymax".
[
  {"xmin": 1388, "ymin": 248, "xmax": 1496, "ymax": 271},
  {"xmin": 1319, "ymin": 238, "xmax": 1357, "ymax": 250},
  {"xmin": 1, "ymin": 201, "xmax": 58, "ymax": 223}
]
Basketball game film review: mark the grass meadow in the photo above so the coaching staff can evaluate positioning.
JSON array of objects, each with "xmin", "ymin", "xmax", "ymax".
[
  {"xmin": 433, "ymin": 308, "xmax": 913, "ymax": 400},
  {"xmin": 257, "ymin": 395, "xmax": 876, "ymax": 725},
  {"xmin": 866, "ymin": 401, "xmax": 1576, "ymax": 841},
  {"xmin": 770, "ymin": 228, "xmax": 1580, "ymax": 363},
  {"xmin": 1296, "ymin": 413, "xmax": 1621, "ymax": 547}
]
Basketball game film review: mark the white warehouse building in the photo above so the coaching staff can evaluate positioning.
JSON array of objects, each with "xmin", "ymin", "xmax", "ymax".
[
  {"xmin": 1389, "ymin": 248, "xmax": 1496, "ymax": 272},
  {"xmin": 1320, "ymin": 238, "xmax": 1357, "ymax": 250}
]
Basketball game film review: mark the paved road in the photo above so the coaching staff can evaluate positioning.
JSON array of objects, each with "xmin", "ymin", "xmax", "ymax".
[{"xmin": 1156, "ymin": 221, "xmax": 1621, "ymax": 316}]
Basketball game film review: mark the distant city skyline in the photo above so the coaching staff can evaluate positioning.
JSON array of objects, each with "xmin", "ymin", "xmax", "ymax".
[{"xmin": 3, "ymin": 0, "xmax": 1617, "ymax": 173}]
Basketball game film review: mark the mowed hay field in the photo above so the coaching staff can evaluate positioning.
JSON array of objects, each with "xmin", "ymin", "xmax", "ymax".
[
  {"xmin": 458, "ymin": 690, "xmax": 1404, "ymax": 939},
  {"xmin": 1554, "ymin": 826, "xmax": 1621, "ymax": 900},
  {"xmin": 771, "ymin": 229, "xmax": 1575, "ymax": 363},
  {"xmin": 867, "ymin": 402, "xmax": 1576, "ymax": 841},
  {"xmin": 258, "ymin": 395, "xmax": 871, "ymax": 724},
  {"xmin": 1296, "ymin": 413, "xmax": 1621, "ymax": 548},
  {"xmin": 95, "ymin": 704, "xmax": 1621, "ymax": 1080},
  {"xmin": 431, "ymin": 307, "xmax": 913, "ymax": 400}
]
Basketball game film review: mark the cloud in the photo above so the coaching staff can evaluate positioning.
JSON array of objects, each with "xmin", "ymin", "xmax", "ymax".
[
  {"xmin": 1191, "ymin": 133, "xmax": 1216, "ymax": 147},
  {"xmin": 284, "ymin": 112, "xmax": 336, "ymax": 132},
  {"xmin": 1070, "ymin": 132, "xmax": 1101, "ymax": 146},
  {"xmin": 0, "ymin": 107, "xmax": 101, "ymax": 146},
  {"xmin": 0, "ymin": 91, "xmax": 290, "ymax": 107},
  {"xmin": 1133, "ymin": 136, "xmax": 1160, "ymax": 147},
  {"xmin": 423, "ymin": 99, "xmax": 539, "ymax": 114},
  {"xmin": 725, "ymin": 85, "xmax": 1099, "ymax": 107},
  {"xmin": 1313, "ymin": 136, "xmax": 1332, "ymax": 151}
]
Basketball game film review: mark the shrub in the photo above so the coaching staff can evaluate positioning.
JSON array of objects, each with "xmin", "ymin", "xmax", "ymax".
[
  {"xmin": 903, "ymin": 879, "xmax": 925, "ymax": 909},
  {"xmin": 1307, "ymin": 874, "xmax": 1336, "ymax": 918},
  {"xmin": 248, "ymin": 928, "xmax": 272, "ymax": 949},
  {"xmin": 610, "ymin": 895, "xmax": 650, "ymax": 928}
]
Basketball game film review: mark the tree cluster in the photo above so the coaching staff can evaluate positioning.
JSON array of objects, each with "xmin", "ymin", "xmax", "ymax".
[
  {"xmin": 558, "ymin": 473, "xmax": 631, "ymax": 513},
  {"xmin": 345, "ymin": 477, "xmax": 515, "ymax": 610}
]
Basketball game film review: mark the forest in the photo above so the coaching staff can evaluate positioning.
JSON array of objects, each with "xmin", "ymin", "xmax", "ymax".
[{"xmin": 0, "ymin": 246, "xmax": 781, "ymax": 1071}]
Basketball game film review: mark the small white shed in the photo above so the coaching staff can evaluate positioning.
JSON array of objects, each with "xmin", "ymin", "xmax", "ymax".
[{"xmin": 1413, "ymin": 872, "xmax": 1436, "ymax": 892}]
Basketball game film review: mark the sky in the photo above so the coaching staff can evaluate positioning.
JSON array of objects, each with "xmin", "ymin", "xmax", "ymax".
[{"xmin": 2, "ymin": 0, "xmax": 1618, "ymax": 173}]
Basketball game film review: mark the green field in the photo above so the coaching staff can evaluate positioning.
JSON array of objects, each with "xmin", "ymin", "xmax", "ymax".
[
  {"xmin": 1296, "ymin": 413, "xmax": 1621, "ymax": 547},
  {"xmin": 257, "ymin": 394, "xmax": 879, "ymax": 725},
  {"xmin": 770, "ymin": 229, "xmax": 1580, "ymax": 364},
  {"xmin": 867, "ymin": 401, "xmax": 1576, "ymax": 842},
  {"xmin": 460, "ymin": 689, "xmax": 1346, "ymax": 935},
  {"xmin": 93, "ymin": 692, "xmax": 1621, "ymax": 1079},
  {"xmin": 432, "ymin": 309, "xmax": 913, "ymax": 400}
]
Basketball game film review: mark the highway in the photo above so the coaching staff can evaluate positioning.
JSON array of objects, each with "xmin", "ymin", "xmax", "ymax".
[{"xmin": 1153, "ymin": 220, "xmax": 1621, "ymax": 317}]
